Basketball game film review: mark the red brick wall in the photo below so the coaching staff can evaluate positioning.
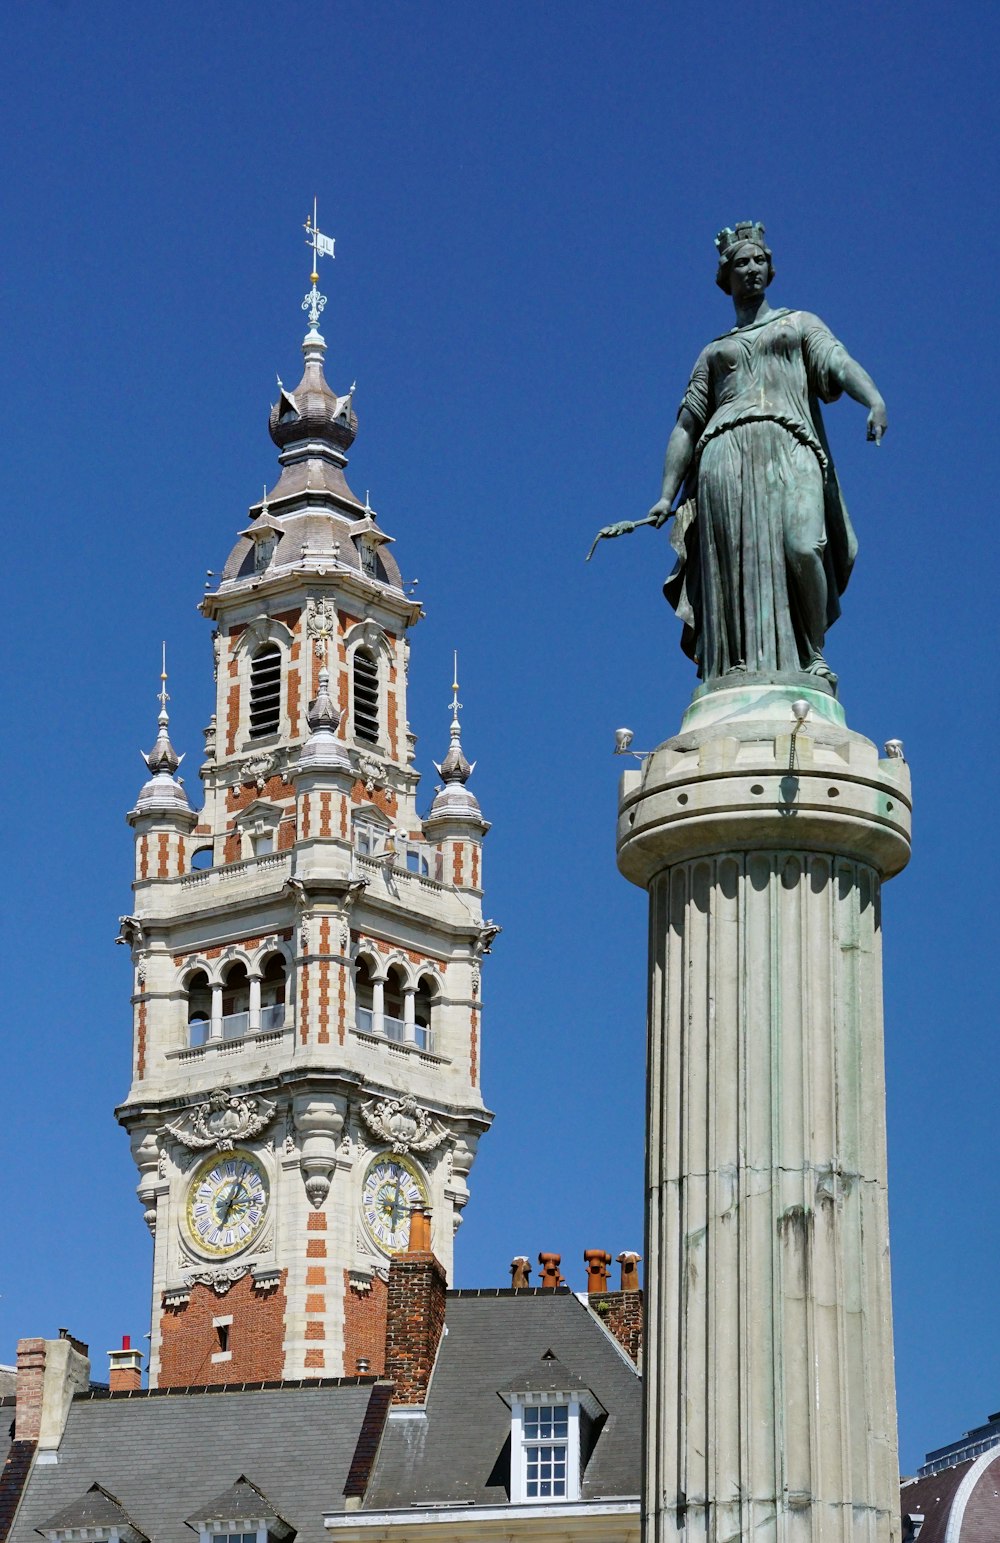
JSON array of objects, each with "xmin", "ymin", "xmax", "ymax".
[
  {"xmin": 343, "ymin": 1270, "xmax": 388, "ymax": 1376},
  {"xmin": 593, "ymin": 1289, "xmax": 643, "ymax": 1364},
  {"xmin": 13, "ymin": 1339, "xmax": 46, "ymax": 1441},
  {"xmin": 157, "ymin": 1271, "xmax": 287, "ymax": 1387},
  {"xmin": 384, "ymin": 1253, "xmax": 447, "ymax": 1404}
]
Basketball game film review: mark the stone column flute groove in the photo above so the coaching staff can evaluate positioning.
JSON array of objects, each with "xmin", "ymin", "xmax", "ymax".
[{"xmin": 619, "ymin": 685, "xmax": 910, "ymax": 1543}]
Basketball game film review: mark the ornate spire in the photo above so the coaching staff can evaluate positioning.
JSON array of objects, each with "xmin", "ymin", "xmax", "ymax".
[
  {"xmin": 434, "ymin": 653, "xmax": 475, "ymax": 785},
  {"xmin": 132, "ymin": 646, "xmax": 191, "ymax": 816},
  {"xmin": 428, "ymin": 654, "xmax": 485, "ymax": 827}
]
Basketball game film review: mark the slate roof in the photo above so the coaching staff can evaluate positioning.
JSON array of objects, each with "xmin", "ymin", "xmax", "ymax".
[
  {"xmin": 364, "ymin": 1289, "xmax": 641, "ymax": 1509},
  {"xmin": 6, "ymin": 1381, "xmax": 382, "ymax": 1543},
  {"xmin": 37, "ymin": 1481, "xmax": 147, "ymax": 1539}
]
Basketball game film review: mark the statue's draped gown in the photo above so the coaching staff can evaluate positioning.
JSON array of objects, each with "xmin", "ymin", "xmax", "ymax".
[{"xmin": 664, "ymin": 308, "xmax": 858, "ymax": 682}]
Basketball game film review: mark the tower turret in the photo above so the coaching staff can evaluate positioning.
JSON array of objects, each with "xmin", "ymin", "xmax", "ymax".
[{"xmin": 117, "ymin": 225, "xmax": 495, "ymax": 1389}]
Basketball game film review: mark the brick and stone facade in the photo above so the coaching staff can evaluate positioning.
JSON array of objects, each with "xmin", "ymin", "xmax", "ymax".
[{"xmin": 117, "ymin": 297, "xmax": 494, "ymax": 1387}]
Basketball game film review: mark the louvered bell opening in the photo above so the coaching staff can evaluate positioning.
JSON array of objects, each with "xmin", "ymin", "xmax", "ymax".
[
  {"xmin": 353, "ymin": 649, "xmax": 380, "ymax": 744},
  {"xmin": 250, "ymin": 645, "xmax": 282, "ymax": 737}
]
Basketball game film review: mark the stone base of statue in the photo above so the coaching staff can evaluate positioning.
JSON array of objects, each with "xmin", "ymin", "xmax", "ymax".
[{"xmin": 618, "ymin": 680, "xmax": 911, "ymax": 1543}]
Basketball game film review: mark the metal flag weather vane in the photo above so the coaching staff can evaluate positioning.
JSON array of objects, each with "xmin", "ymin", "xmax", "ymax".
[{"xmin": 303, "ymin": 197, "xmax": 336, "ymax": 329}]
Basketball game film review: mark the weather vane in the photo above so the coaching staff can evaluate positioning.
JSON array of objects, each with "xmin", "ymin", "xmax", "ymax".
[{"xmin": 303, "ymin": 197, "xmax": 336, "ymax": 329}]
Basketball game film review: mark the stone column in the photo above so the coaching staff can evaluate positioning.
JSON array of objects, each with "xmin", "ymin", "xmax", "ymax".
[{"xmin": 617, "ymin": 683, "xmax": 911, "ymax": 1543}]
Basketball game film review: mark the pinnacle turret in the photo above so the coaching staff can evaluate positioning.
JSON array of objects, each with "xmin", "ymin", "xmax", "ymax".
[
  {"xmin": 130, "ymin": 649, "xmax": 192, "ymax": 819},
  {"xmin": 428, "ymin": 656, "xmax": 484, "ymax": 823},
  {"xmin": 295, "ymin": 665, "xmax": 353, "ymax": 776}
]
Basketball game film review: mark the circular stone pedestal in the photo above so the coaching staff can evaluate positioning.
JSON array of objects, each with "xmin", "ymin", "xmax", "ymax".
[{"xmin": 618, "ymin": 683, "xmax": 911, "ymax": 1543}]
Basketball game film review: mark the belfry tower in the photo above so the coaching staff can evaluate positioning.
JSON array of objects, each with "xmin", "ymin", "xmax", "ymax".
[{"xmin": 116, "ymin": 234, "xmax": 495, "ymax": 1388}]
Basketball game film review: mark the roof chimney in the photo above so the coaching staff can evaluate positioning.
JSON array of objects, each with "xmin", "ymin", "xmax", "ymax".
[
  {"xmin": 538, "ymin": 1253, "xmax": 563, "ymax": 1289},
  {"xmin": 617, "ymin": 1250, "xmax": 642, "ymax": 1291},
  {"xmin": 584, "ymin": 1249, "xmax": 612, "ymax": 1294},
  {"xmin": 510, "ymin": 1256, "xmax": 531, "ymax": 1288},
  {"xmin": 15, "ymin": 1333, "xmax": 90, "ymax": 1447},
  {"xmin": 108, "ymin": 1335, "xmax": 143, "ymax": 1393},
  {"xmin": 384, "ymin": 1208, "xmax": 447, "ymax": 1405}
]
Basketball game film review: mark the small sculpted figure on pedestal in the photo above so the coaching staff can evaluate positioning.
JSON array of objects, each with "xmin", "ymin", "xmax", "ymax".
[{"xmin": 591, "ymin": 222, "xmax": 887, "ymax": 691}]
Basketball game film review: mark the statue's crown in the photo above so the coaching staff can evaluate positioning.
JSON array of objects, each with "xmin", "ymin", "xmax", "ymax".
[{"xmin": 715, "ymin": 221, "xmax": 767, "ymax": 256}]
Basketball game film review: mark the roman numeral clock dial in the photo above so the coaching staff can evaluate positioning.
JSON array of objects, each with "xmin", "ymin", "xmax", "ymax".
[
  {"xmin": 186, "ymin": 1150, "xmax": 269, "ymax": 1257},
  {"xmin": 360, "ymin": 1155, "xmax": 427, "ymax": 1254}
]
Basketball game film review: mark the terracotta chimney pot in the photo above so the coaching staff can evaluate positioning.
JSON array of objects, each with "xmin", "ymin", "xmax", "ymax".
[
  {"xmin": 510, "ymin": 1256, "xmax": 531, "ymax": 1288},
  {"xmin": 538, "ymin": 1252, "xmax": 563, "ymax": 1289},
  {"xmin": 407, "ymin": 1206, "xmax": 432, "ymax": 1253},
  {"xmin": 617, "ymin": 1250, "xmax": 642, "ymax": 1291},
  {"xmin": 584, "ymin": 1249, "xmax": 612, "ymax": 1293}
]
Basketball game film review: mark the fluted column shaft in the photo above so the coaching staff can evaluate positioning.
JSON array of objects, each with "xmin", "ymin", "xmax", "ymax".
[{"xmin": 618, "ymin": 684, "xmax": 911, "ymax": 1543}]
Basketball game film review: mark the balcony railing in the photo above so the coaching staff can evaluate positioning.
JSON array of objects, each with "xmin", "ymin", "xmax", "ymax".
[
  {"xmin": 354, "ymin": 1007, "xmax": 432, "ymax": 1053},
  {"xmin": 187, "ymin": 1003, "xmax": 288, "ymax": 1048}
]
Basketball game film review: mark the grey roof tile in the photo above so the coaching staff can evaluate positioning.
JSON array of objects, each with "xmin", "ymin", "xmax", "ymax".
[
  {"xmin": 365, "ymin": 1290, "xmax": 640, "ymax": 1509},
  {"xmin": 8, "ymin": 1382, "xmax": 375, "ymax": 1543}
]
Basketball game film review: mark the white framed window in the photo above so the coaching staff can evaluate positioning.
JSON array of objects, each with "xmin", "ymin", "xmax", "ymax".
[{"xmin": 510, "ymin": 1396, "xmax": 582, "ymax": 1503}]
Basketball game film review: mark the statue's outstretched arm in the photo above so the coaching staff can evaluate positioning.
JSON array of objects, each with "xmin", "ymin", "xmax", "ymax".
[
  {"xmin": 586, "ymin": 408, "xmax": 698, "ymax": 559},
  {"xmin": 834, "ymin": 354, "xmax": 888, "ymax": 443}
]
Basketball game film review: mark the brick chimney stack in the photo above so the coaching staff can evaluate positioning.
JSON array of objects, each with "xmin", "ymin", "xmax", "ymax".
[
  {"xmin": 384, "ymin": 1208, "xmax": 447, "ymax": 1405},
  {"xmin": 108, "ymin": 1335, "xmax": 143, "ymax": 1393},
  {"xmin": 14, "ymin": 1333, "xmax": 91, "ymax": 1448},
  {"xmin": 586, "ymin": 1251, "xmax": 644, "ymax": 1366}
]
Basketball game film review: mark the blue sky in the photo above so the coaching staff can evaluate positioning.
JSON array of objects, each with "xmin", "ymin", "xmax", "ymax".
[{"xmin": 2, "ymin": 0, "xmax": 997, "ymax": 1474}]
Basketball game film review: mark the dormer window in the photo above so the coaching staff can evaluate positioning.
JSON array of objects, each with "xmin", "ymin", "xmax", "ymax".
[
  {"xmin": 352, "ymin": 648, "xmax": 379, "ymax": 744},
  {"xmin": 254, "ymin": 533, "xmax": 277, "ymax": 572},
  {"xmin": 501, "ymin": 1352, "xmax": 606, "ymax": 1505},
  {"xmin": 249, "ymin": 645, "xmax": 282, "ymax": 738},
  {"xmin": 359, "ymin": 538, "xmax": 378, "ymax": 579},
  {"xmin": 184, "ymin": 1475, "xmax": 294, "ymax": 1543}
]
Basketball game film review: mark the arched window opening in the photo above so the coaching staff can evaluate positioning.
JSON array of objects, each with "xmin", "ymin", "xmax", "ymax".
[
  {"xmin": 355, "ymin": 956, "xmax": 376, "ymax": 1034},
  {"xmin": 384, "ymin": 966, "xmax": 406, "ymax": 1043},
  {"xmin": 414, "ymin": 977, "xmax": 437, "ymax": 1053},
  {"xmin": 190, "ymin": 846, "xmax": 213, "ymax": 871},
  {"xmin": 187, "ymin": 970, "xmax": 211, "ymax": 1048},
  {"xmin": 353, "ymin": 648, "xmax": 379, "ymax": 744},
  {"xmin": 221, "ymin": 962, "xmax": 250, "ymax": 1040},
  {"xmin": 250, "ymin": 644, "xmax": 282, "ymax": 738},
  {"xmin": 260, "ymin": 954, "xmax": 287, "ymax": 1033}
]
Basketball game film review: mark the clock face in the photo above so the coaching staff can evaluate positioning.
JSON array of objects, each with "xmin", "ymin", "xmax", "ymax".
[
  {"xmin": 361, "ymin": 1155, "xmax": 427, "ymax": 1254},
  {"xmin": 186, "ymin": 1150, "xmax": 269, "ymax": 1257}
]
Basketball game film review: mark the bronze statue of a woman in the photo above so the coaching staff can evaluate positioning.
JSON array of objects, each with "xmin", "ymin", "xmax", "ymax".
[{"xmin": 591, "ymin": 223, "xmax": 887, "ymax": 690}]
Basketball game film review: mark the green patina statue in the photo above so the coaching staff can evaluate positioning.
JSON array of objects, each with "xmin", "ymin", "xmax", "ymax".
[{"xmin": 590, "ymin": 223, "xmax": 886, "ymax": 690}]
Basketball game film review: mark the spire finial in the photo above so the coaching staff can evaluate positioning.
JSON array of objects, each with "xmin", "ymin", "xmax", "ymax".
[
  {"xmin": 158, "ymin": 641, "xmax": 169, "ymax": 723},
  {"xmin": 302, "ymin": 197, "xmax": 335, "ymax": 332},
  {"xmin": 142, "ymin": 644, "xmax": 183, "ymax": 779},
  {"xmin": 433, "ymin": 651, "xmax": 474, "ymax": 786},
  {"xmin": 450, "ymin": 651, "xmax": 462, "ymax": 741}
]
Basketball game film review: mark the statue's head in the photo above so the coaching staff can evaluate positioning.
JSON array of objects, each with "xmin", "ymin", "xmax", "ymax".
[{"xmin": 715, "ymin": 222, "xmax": 774, "ymax": 294}]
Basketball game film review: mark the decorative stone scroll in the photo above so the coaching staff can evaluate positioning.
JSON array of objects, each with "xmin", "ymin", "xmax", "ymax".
[
  {"xmin": 163, "ymin": 1091, "xmax": 277, "ymax": 1153},
  {"xmin": 360, "ymin": 1094, "xmax": 448, "ymax": 1155}
]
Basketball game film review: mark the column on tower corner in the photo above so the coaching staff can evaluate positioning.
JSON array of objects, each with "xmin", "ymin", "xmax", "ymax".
[{"xmin": 127, "ymin": 701, "xmax": 198, "ymax": 883}]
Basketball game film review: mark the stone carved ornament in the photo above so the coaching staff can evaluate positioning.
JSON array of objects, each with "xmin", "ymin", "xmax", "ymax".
[
  {"xmin": 360, "ymin": 1094, "xmax": 448, "ymax": 1155},
  {"xmin": 163, "ymin": 1091, "xmax": 277, "ymax": 1153},
  {"xmin": 186, "ymin": 1263, "xmax": 253, "ymax": 1295},
  {"xmin": 237, "ymin": 750, "xmax": 277, "ymax": 790},
  {"xmin": 307, "ymin": 597, "xmax": 338, "ymax": 658}
]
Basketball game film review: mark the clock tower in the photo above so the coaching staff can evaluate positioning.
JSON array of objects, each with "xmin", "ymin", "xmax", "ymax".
[{"xmin": 116, "ymin": 248, "xmax": 495, "ymax": 1388}]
